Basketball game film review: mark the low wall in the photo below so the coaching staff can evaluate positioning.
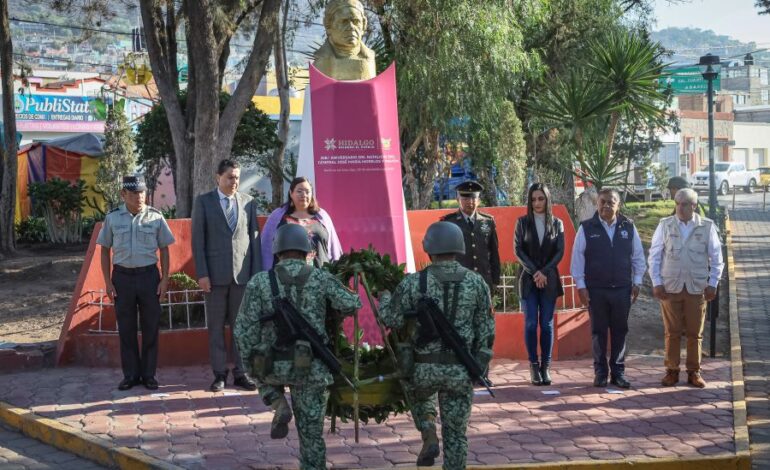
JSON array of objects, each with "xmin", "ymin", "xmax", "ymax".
[{"xmin": 57, "ymin": 206, "xmax": 591, "ymax": 366}]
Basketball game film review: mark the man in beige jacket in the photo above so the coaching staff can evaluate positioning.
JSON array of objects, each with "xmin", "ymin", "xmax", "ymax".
[{"xmin": 648, "ymin": 188, "xmax": 724, "ymax": 388}]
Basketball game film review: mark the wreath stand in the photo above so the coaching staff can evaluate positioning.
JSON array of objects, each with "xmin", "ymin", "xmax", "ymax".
[{"xmin": 325, "ymin": 250, "xmax": 411, "ymax": 443}]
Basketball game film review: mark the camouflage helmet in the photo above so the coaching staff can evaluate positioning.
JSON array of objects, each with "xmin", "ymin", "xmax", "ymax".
[
  {"xmin": 272, "ymin": 224, "xmax": 312, "ymax": 255},
  {"xmin": 422, "ymin": 221, "xmax": 465, "ymax": 255},
  {"xmin": 667, "ymin": 176, "xmax": 690, "ymax": 190}
]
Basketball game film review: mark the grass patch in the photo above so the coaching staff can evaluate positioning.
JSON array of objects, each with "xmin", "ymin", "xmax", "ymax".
[
  {"xmin": 429, "ymin": 200, "xmax": 460, "ymax": 209},
  {"xmin": 623, "ymin": 200, "xmax": 674, "ymax": 246}
]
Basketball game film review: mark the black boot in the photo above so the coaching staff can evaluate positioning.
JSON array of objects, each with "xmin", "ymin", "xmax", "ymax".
[
  {"xmin": 416, "ymin": 426, "xmax": 440, "ymax": 466},
  {"xmin": 540, "ymin": 361, "xmax": 552, "ymax": 386},
  {"xmin": 269, "ymin": 395, "xmax": 293, "ymax": 439},
  {"xmin": 530, "ymin": 362, "xmax": 543, "ymax": 385}
]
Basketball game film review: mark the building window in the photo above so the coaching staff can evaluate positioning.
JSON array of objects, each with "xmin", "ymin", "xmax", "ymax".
[
  {"xmin": 755, "ymin": 149, "xmax": 767, "ymax": 167},
  {"xmin": 732, "ymin": 94, "xmax": 748, "ymax": 105},
  {"xmin": 762, "ymin": 69, "xmax": 769, "ymax": 86},
  {"xmin": 762, "ymin": 90, "xmax": 769, "ymax": 104}
]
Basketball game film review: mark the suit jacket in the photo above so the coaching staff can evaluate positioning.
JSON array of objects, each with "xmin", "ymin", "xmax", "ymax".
[
  {"xmin": 441, "ymin": 210, "xmax": 501, "ymax": 289},
  {"xmin": 192, "ymin": 189, "xmax": 261, "ymax": 286},
  {"xmin": 514, "ymin": 215, "xmax": 565, "ymax": 299}
]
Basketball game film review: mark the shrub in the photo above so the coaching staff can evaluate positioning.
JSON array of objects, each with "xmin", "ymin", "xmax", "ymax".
[{"xmin": 15, "ymin": 216, "xmax": 48, "ymax": 244}]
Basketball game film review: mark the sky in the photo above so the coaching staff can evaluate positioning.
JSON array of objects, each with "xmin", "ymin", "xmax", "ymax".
[{"xmin": 654, "ymin": 0, "xmax": 770, "ymax": 47}]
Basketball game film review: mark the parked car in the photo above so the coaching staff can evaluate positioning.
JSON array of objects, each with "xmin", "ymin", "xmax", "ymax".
[
  {"xmin": 691, "ymin": 161, "xmax": 759, "ymax": 195},
  {"xmin": 759, "ymin": 167, "xmax": 770, "ymax": 188}
]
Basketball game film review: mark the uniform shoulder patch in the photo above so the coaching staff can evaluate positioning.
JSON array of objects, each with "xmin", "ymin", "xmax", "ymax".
[
  {"xmin": 107, "ymin": 207, "xmax": 120, "ymax": 214},
  {"xmin": 477, "ymin": 211, "xmax": 494, "ymax": 220},
  {"xmin": 147, "ymin": 206, "xmax": 164, "ymax": 215}
]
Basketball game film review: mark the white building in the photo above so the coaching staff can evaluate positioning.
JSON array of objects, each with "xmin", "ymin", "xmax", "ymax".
[{"xmin": 733, "ymin": 121, "xmax": 770, "ymax": 169}]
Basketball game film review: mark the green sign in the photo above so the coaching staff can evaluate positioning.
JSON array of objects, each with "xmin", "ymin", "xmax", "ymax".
[{"xmin": 660, "ymin": 66, "xmax": 721, "ymax": 94}]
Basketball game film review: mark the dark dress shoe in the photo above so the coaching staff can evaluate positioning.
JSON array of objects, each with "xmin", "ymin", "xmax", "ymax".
[
  {"xmin": 143, "ymin": 377, "xmax": 159, "ymax": 390},
  {"xmin": 610, "ymin": 374, "xmax": 631, "ymax": 389},
  {"xmin": 593, "ymin": 375, "xmax": 608, "ymax": 387},
  {"xmin": 118, "ymin": 377, "xmax": 139, "ymax": 391},
  {"xmin": 210, "ymin": 375, "xmax": 227, "ymax": 392},
  {"xmin": 233, "ymin": 375, "xmax": 258, "ymax": 391}
]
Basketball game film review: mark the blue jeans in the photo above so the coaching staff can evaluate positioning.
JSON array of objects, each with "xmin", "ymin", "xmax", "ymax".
[{"xmin": 522, "ymin": 288, "xmax": 556, "ymax": 364}]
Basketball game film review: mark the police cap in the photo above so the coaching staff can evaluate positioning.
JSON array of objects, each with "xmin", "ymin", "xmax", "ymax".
[
  {"xmin": 455, "ymin": 180, "xmax": 483, "ymax": 197},
  {"xmin": 122, "ymin": 175, "xmax": 147, "ymax": 192},
  {"xmin": 423, "ymin": 221, "xmax": 465, "ymax": 255},
  {"xmin": 272, "ymin": 223, "xmax": 312, "ymax": 255}
]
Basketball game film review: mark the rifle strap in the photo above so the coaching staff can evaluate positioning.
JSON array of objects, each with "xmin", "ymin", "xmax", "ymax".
[
  {"xmin": 420, "ymin": 267, "xmax": 466, "ymax": 323},
  {"xmin": 274, "ymin": 264, "xmax": 313, "ymax": 310}
]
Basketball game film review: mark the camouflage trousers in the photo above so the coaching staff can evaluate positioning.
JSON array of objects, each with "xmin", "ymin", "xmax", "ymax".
[
  {"xmin": 260, "ymin": 384, "xmax": 329, "ymax": 470},
  {"xmin": 408, "ymin": 380, "xmax": 473, "ymax": 470}
]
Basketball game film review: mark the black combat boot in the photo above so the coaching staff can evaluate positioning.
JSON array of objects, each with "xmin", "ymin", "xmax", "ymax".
[
  {"xmin": 270, "ymin": 395, "xmax": 293, "ymax": 439},
  {"xmin": 530, "ymin": 362, "xmax": 543, "ymax": 385},
  {"xmin": 540, "ymin": 361, "xmax": 552, "ymax": 386},
  {"xmin": 416, "ymin": 425, "xmax": 440, "ymax": 466}
]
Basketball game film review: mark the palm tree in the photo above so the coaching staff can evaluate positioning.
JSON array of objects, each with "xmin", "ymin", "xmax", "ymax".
[
  {"xmin": 529, "ymin": 28, "xmax": 669, "ymax": 190},
  {"xmin": 588, "ymin": 30, "xmax": 669, "ymax": 161}
]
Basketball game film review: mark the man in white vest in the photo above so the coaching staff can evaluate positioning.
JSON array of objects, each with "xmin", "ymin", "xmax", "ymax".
[{"xmin": 648, "ymin": 188, "xmax": 724, "ymax": 388}]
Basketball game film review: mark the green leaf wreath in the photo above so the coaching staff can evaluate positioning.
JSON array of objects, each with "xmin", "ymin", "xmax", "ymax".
[{"xmin": 323, "ymin": 247, "xmax": 410, "ymax": 425}]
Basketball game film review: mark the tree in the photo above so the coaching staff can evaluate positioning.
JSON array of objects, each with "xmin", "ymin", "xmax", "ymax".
[
  {"xmin": 138, "ymin": 0, "xmax": 281, "ymax": 217},
  {"xmin": 0, "ymin": 0, "xmax": 18, "ymax": 254},
  {"xmin": 96, "ymin": 102, "xmax": 136, "ymax": 212},
  {"xmin": 757, "ymin": 0, "xmax": 770, "ymax": 15},
  {"xmin": 370, "ymin": 0, "xmax": 532, "ymax": 209},
  {"xmin": 529, "ymin": 28, "xmax": 669, "ymax": 191},
  {"xmin": 135, "ymin": 91, "xmax": 279, "ymax": 197}
]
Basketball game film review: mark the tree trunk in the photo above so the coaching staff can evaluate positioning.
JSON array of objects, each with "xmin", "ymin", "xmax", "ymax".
[
  {"xmin": 269, "ymin": 0, "xmax": 290, "ymax": 208},
  {"xmin": 0, "ymin": 0, "xmax": 18, "ymax": 253},
  {"xmin": 401, "ymin": 131, "xmax": 423, "ymax": 209},
  {"xmin": 186, "ymin": 0, "xmax": 221, "ymax": 201},
  {"xmin": 605, "ymin": 110, "xmax": 621, "ymax": 163},
  {"xmin": 139, "ymin": 0, "xmax": 189, "ymax": 215},
  {"xmin": 418, "ymin": 131, "xmax": 440, "ymax": 209},
  {"xmin": 622, "ymin": 124, "xmax": 637, "ymax": 203}
]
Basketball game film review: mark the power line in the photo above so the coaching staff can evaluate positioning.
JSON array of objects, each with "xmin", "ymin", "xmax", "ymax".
[{"xmin": 13, "ymin": 52, "xmax": 116, "ymax": 69}]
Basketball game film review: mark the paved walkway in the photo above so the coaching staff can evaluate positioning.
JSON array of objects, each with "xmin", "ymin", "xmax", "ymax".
[
  {"xmin": 0, "ymin": 423, "xmax": 107, "ymax": 469},
  {"xmin": 0, "ymin": 357, "xmax": 734, "ymax": 469},
  {"xmin": 730, "ymin": 206, "xmax": 770, "ymax": 469}
]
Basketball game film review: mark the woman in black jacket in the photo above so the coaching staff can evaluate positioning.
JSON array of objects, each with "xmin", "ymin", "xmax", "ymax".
[{"xmin": 514, "ymin": 183, "xmax": 565, "ymax": 385}]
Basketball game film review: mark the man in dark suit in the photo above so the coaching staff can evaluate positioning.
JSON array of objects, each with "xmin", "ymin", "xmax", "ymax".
[
  {"xmin": 440, "ymin": 181, "xmax": 501, "ymax": 291},
  {"xmin": 192, "ymin": 159, "xmax": 261, "ymax": 392}
]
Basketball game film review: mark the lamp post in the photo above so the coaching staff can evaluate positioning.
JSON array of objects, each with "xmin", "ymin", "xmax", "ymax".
[
  {"xmin": 699, "ymin": 53, "xmax": 721, "ymax": 220},
  {"xmin": 699, "ymin": 53, "xmax": 721, "ymax": 358}
]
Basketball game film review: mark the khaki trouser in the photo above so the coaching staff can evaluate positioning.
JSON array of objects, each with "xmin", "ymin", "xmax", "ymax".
[{"xmin": 660, "ymin": 289, "xmax": 707, "ymax": 372}]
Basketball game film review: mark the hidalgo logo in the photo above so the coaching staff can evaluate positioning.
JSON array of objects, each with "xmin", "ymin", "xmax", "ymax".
[{"xmin": 323, "ymin": 137, "xmax": 376, "ymax": 151}]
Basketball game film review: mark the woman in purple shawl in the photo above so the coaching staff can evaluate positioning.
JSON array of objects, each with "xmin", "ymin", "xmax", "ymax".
[{"xmin": 260, "ymin": 176, "xmax": 343, "ymax": 270}]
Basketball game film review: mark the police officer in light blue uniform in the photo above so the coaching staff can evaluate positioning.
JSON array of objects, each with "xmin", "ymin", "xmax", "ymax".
[{"xmin": 96, "ymin": 175, "xmax": 175, "ymax": 391}]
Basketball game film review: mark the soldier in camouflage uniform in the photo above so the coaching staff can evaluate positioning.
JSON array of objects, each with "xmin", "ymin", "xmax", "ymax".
[
  {"xmin": 234, "ymin": 223, "xmax": 361, "ymax": 470},
  {"xmin": 378, "ymin": 221, "xmax": 495, "ymax": 469}
]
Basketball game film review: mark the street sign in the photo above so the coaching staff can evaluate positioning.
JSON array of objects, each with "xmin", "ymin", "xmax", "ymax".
[{"xmin": 660, "ymin": 66, "xmax": 721, "ymax": 94}]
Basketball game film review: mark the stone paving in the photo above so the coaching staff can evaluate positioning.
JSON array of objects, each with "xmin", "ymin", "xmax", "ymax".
[
  {"xmin": 729, "ymin": 205, "xmax": 770, "ymax": 469},
  {"xmin": 0, "ymin": 356, "xmax": 735, "ymax": 469},
  {"xmin": 0, "ymin": 423, "xmax": 108, "ymax": 470}
]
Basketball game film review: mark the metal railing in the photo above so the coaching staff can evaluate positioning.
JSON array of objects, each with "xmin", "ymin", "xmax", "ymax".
[
  {"xmin": 85, "ymin": 289, "xmax": 207, "ymax": 333},
  {"xmin": 494, "ymin": 274, "xmax": 579, "ymax": 313}
]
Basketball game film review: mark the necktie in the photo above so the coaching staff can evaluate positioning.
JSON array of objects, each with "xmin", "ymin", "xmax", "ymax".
[
  {"xmin": 225, "ymin": 197, "xmax": 236, "ymax": 232},
  {"xmin": 467, "ymin": 217, "xmax": 474, "ymax": 230}
]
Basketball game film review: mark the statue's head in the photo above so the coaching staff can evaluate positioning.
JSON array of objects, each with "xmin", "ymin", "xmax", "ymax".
[{"xmin": 324, "ymin": 0, "xmax": 367, "ymax": 54}]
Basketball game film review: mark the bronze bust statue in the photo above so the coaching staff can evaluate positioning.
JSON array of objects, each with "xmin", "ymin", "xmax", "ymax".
[{"xmin": 314, "ymin": 0, "xmax": 376, "ymax": 80}]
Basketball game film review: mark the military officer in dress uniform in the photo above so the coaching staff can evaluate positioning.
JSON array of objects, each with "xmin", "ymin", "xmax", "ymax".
[
  {"xmin": 441, "ymin": 181, "xmax": 501, "ymax": 292},
  {"xmin": 97, "ymin": 175, "xmax": 176, "ymax": 391}
]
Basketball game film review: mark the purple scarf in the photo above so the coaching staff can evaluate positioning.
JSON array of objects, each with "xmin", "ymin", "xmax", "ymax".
[{"xmin": 260, "ymin": 205, "xmax": 343, "ymax": 270}]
